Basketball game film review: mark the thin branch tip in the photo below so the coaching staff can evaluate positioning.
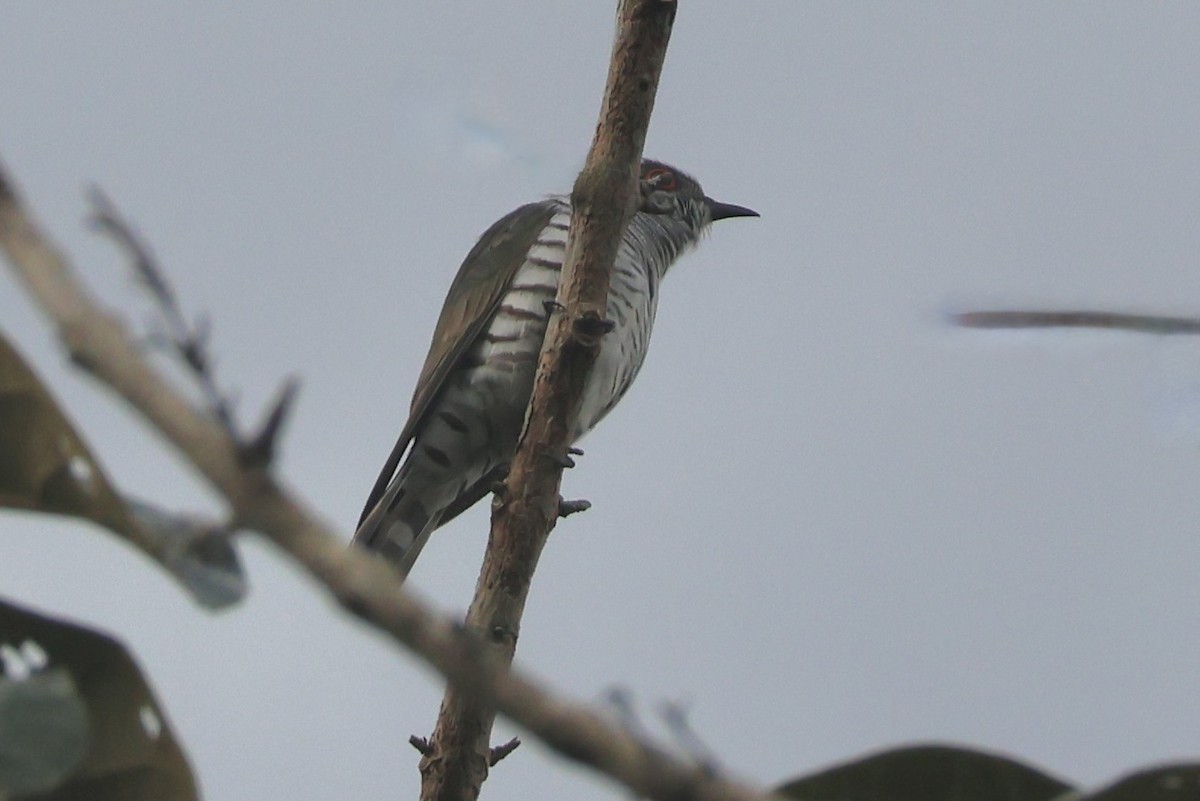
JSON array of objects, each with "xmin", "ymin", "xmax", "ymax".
[
  {"xmin": 87, "ymin": 187, "xmax": 172, "ymax": 305},
  {"xmin": 85, "ymin": 187, "xmax": 247, "ymax": 432},
  {"xmin": 238, "ymin": 376, "xmax": 300, "ymax": 469},
  {"xmin": 661, "ymin": 700, "xmax": 721, "ymax": 777}
]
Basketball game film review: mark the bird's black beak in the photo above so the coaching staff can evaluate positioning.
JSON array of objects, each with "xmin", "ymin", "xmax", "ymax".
[{"xmin": 705, "ymin": 197, "xmax": 760, "ymax": 221}]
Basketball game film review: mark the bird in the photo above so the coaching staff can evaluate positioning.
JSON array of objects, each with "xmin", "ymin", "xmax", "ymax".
[{"xmin": 354, "ymin": 159, "xmax": 758, "ymax": 577}]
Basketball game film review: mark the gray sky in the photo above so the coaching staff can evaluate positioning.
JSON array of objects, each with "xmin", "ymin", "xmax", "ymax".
[{"xmin": 3, "ymin": 3, "xmax": 1200, "ymax": 799}]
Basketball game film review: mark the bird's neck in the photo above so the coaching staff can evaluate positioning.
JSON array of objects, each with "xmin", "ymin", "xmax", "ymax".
[{"xmin": 552, "ymin": 195, "xmax": 700, "ymax": 283}]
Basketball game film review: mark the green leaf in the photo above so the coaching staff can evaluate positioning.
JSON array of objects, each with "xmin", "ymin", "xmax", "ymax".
[
  {"xmin": 776, "ymin": 744, "xmax": 1073, "ymax": 801},
  {"xmin": 0, "ymin": 597, "xmax": 198, "ymax": 801}
]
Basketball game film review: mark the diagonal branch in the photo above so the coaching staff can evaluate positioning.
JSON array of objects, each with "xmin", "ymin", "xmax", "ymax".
[
  {"xmin": 416, "ymin": 2, "xmax": 679, "ymax": 799},
  {"xmin": 0, "ymin": 161, "xmax": 780, "ymax": 801}
]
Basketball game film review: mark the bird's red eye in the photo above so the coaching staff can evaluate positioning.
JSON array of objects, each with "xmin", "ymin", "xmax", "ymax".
[{"xmin": 644, "ymin": 167, "xmax": 677, "ymax": 191}]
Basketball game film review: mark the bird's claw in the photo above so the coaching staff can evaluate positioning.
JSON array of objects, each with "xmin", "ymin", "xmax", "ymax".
[
  {"xmin": 573, "ymin": 314, "xmax": 615, "ymax": 340},
  {"xmin": 548, "ymin": 450, "xmax": 576, "ymax": 469},
  {"xmin": 546, "ymin": 446, "xmax": 584, "ymax": 469}
]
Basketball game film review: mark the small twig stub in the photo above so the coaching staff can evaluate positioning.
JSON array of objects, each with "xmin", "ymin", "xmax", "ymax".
[
  {"xmin": 558, "ymin": 498, "xmax": 592, "ymax": 518},
  {"xmin": 238, "ymin": 376, "xmax": 300, "ymax": 469},
  {"xmin": 488, "ymin": 737, "xmax": 521, "ymax": 766},
  {"xmin": 409, "ymin": 735, "xmax": 433, "ymax": 756}
]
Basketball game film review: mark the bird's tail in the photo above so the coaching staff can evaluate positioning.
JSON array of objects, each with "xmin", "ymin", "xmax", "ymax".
[{"xmin": 352, "ymin": 465, "xmax": 440, "ymax": 579}]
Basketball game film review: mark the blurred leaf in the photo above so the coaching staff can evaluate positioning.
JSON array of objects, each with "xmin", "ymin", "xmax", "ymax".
[
  {"xmin": 125, "ymin": 500, "xmax": 246, "ymax": 610},
  {"xmin": 776, "ymin": 744, "xmax": 1072, "ymax": 801},
  {"xmin": 0, "ymin": 667, "xmax": 88, "ymax": 798},
  {"xmin": 0, "ymin": 331, "xmax": 246, "ymax": 609},
  {"xmin": 0, "ymin": 597, "xmax": 198, "ymax": 801},
  {"xmin": 1085, "ymin": 763, "xmax": 1200, "ymax": 801},
  {"xmin": 0, "ymin": 334, "xmax": 134, "ymax": 534}
]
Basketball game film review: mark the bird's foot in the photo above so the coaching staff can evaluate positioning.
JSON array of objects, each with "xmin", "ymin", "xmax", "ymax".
[
  {"xmin": 573, "ymin": 313, "xmax": 615, "ymax": 343},
  {"xmin": 540, "ymin": 445, "xmax": 581, "ymax": 469},
  {"xmin": 546, "ymin": 449, "xmax": 576, "ymax": 469}
]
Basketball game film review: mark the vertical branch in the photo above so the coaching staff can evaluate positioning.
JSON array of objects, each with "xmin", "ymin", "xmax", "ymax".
[{"xmin": 418, "ymin": 2, "xmax": 678, "ymax": 799}]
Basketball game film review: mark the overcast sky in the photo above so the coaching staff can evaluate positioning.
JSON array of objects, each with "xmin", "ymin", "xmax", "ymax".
[{"xmin": 3, "ymin": 3, "xmax": 1200, "ymax": 800}]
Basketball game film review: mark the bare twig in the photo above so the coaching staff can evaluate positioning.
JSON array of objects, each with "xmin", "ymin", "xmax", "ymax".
[
  {"xmin": 605, "ymin": 687, "xmax": 652, "ymax": 743},
  {"xmin": 88, "ymin": 188, "xmax": 305, "ymax": 472},
  {"xmin": 88, "ymin": 188, "xmax": 175, "ymax": 319},
  {"xmin": 661, "ymin": 700, "xmax": 721, "ymax": 778},
  {"xmin": 0, "ymin": 159, "xmax": 781, "ymax": 801},
  {"xmin": 88, "ymin": 187, "xmax": 238, "ymax": 432},
  {"xmin": 418, "ymin": 2, "xmax": 679, "ymax": 799}
]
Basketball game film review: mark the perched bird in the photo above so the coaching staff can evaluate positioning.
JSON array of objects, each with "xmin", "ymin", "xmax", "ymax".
[{"xmin": 355, "ymin": 159, "xmax": 757, "ymax": 576}]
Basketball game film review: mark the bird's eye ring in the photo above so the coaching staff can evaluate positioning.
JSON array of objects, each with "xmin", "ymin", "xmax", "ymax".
[{"xmin": 644, "ymin": 167, "xmax": 677, "ymax": 191}]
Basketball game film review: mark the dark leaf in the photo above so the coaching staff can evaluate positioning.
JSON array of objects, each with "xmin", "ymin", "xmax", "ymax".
[
  {"xmin": 1084, "ymin": 763, "xmax": 1200, "ymax": 801},
  {"xmin": 776, "ymin": 744, "xmax": 1073, "ymax": 801}
]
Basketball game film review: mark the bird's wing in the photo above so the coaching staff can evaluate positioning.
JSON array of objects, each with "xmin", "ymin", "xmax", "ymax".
[{"xmin": 357, "ymin": 201, "xmax": 559, "ymax": 528}]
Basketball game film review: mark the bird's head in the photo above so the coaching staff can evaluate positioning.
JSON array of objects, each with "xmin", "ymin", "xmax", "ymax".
[{"xmin": 638, "ymin": 159, "xmax": 759, "ymax": 231}]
